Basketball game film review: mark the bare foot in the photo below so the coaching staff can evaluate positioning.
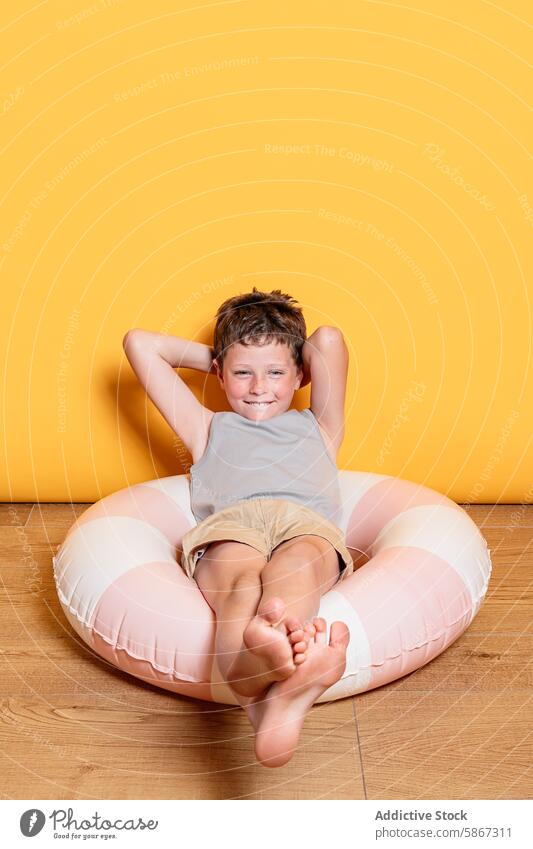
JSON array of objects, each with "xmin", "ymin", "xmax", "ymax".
[
  {"xmin": 227, "ymin": 597, "xmax": 311, "ymax": 697},
  {"xmin": 244, "ymin": 617, "xmax": 350, "ymax": 768}
]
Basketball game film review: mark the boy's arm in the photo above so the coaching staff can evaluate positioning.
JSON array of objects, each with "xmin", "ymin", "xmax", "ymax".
[
  {"xmin": 122, "ymin": 329, "xmax": 215, "ymax": 456},
  {"xmin": 302, "ymin": 326, "xmax": 348, "ymax": 448},
  {"xmin": 124, "ymin": 329, "xmax": 217, "ymax": 372}
]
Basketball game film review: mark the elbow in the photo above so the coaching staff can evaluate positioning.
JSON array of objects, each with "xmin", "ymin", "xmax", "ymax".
[
  {"xmin": 123, "ymin": 329, "xmax": 142, "ymax": 350},
  {"xmin": 123, "ymin": 329, "xmax": 161, "ymax": 358},
  {"xmin": 315, "ymin": 325, "xmax": 345, "ymax": 347}
]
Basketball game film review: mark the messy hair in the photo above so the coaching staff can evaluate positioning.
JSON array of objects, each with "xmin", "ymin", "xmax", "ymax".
[{"xmin": 212, "ymin": 286, "xmax": 307, "ymax": 370}]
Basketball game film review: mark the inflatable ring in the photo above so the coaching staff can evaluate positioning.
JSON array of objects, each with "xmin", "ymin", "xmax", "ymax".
[{"xmin": 53, "ymin": 471, "xmax": 492, "ymax": 704}]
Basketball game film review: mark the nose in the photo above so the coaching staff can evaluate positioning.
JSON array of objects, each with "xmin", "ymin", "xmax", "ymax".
[{"xmin": 250, "ymin": 376, "xmax": 266, "ymax": 394}]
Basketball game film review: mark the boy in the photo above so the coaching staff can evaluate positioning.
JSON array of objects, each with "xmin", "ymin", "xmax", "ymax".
[{"xmin": 123, "ymin": 287, "xmax": 352, "ymax": 768}]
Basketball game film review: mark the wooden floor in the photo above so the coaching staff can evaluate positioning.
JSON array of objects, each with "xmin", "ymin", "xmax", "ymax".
[{"xmin": 0, "ymin": 503, "xmax": 531, "ymax": 800}]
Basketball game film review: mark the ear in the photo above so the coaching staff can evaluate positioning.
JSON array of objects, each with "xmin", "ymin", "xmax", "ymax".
[
  {"xmin": 294, "ymin": 365, "xmax": 303, "ymax": 389},
  {"xmin": 213, "ymin": 358, "xmax": 224, "ymax": 384}
]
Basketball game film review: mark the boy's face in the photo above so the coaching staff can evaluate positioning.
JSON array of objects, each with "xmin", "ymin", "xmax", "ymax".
[{"xmin": 214, "ymin": 339, "xmax": 303, "ymax": 420}]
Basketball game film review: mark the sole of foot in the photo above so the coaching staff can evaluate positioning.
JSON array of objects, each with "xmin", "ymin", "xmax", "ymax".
[
  {"xmin": 227, "ymin": 597, "xmax": 309, "ymax": 698},
  {"xmin": 245, "ymin": 617, "xmax": 350, "ymax": 768}
]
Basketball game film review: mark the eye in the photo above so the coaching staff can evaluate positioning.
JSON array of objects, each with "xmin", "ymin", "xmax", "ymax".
[{"xmin": 233, "ymin": 370, "xmax": 284, "ymax": 376}]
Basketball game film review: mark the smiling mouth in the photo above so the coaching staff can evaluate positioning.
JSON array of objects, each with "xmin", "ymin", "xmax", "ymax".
[{"xmin": 244, "ymin": 401, "xmax": 274, "ymax": 407}]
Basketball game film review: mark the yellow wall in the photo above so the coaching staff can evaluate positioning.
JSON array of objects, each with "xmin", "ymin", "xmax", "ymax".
[{"xmin": 1, "ymin": 1, "xmax": 531, "ymax": 503}]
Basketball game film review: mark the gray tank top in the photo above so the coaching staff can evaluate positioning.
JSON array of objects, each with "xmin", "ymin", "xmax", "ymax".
[{"xmin": 189, "ymin": 408, "xmax": 342, "ymax": 527}]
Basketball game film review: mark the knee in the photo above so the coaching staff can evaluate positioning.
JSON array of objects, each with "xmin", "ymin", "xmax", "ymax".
[
  {"xmin": 269, "ymin": 539, "xmax": 325, "ymax": 572},
  {"xmin": 229, "ymin": 569, "xmax": 263, "ymax": 594},
  {"xmin": 262, "ymin": 538, "xmax": 338, "ymax": 588},
  {"xmin": 289, "ymin": 540, "xmax": 326, "ymax": 566}
]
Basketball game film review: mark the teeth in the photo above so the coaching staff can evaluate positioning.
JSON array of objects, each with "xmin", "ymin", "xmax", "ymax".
[{"xmin": 246, "ymin": 402, "xmax": 272, "ymax": 406}]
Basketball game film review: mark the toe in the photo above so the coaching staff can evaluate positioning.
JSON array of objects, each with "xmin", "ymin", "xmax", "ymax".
[
  {"xmin": 284, "ymin": 616, "xmax": 303, "ymax": 634},
  {"xmin": 304, "ymin": 622, "xmax": 317, "ymax": 638},
  {"xmin": 288, "ymin": 629, "xmax": 305, "ymax": 644},
  {"xmin": 292, "ymin": 640, "xmax": 307, "ymax": 653},
  {"xmin": 330, "ymin": 620, "xmax": 350, "ymax": 650},
  {"xmin": 312, "ymin": 617, "xmax": 328, "ymax": 645}
]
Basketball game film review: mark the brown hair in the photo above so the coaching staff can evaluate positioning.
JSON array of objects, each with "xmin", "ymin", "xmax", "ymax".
[{"xmin": 212, "ymin": 286, "xmax": 307, "ymax": 370}]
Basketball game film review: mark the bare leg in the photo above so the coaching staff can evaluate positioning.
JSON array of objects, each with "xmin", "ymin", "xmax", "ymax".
[
  {"xmin": 237, "ymin": 537, "xmax": 351, "ymax": 767},
  {"xmin": 194, "ymin": 538, "xmax": 350, "ymax": 768},
  {"xmin": 260, "ymin": 536, "xmax": 341, "ymax": 623},
  {"xmin": 193, "ymin": 541, "xmax": 313, "ymax": 704},
  {"xmin": 229, "ymin": 536, "xmax": 340, "ymax": 696}
]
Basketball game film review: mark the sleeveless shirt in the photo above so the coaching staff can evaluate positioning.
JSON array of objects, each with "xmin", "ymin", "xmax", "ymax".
[{"xmin": 188, "ymin": 408, "xmax": 342, "ymax": 527}]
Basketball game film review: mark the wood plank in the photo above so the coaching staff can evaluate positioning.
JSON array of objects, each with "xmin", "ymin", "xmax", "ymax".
[
  {"xmin": 460, "ymin": 504, "xmax": 533, "ymax": 528},
  {"xmin": 25, "ymin": 504, "xmax": 92, "ymax": 527},
  {"xmin": 356, "ymin": 690, "xmax": 531, "ymax": 799},
  {"xmin": 0, "ymin": 695, "xmax": 362, "ymax": 799},
  {"xmin": 0, "ymin": 525, "xmax": 77, "ymax": 552},
  {"xmin": 361, "ymin": 632, "xmax": 532, "ymax": 694},
  {"xmin": 0, "ymin": 504, "xmax": 34, "ymax": 526}
]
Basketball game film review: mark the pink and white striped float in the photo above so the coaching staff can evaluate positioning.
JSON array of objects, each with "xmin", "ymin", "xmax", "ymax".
[{"xmin": 53, "ymin": 471, "xmax": 492, "ymax": 704}]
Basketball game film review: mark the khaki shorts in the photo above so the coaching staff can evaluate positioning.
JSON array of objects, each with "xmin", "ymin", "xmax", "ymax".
[{"xmin": 180, "ymin": 497, "xmax": 354, "ymax": 584}]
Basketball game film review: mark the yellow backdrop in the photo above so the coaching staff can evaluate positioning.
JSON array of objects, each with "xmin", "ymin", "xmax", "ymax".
[{"xmin": 1, "ymin": 0, "xmax": 531, "ymax": 503}]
